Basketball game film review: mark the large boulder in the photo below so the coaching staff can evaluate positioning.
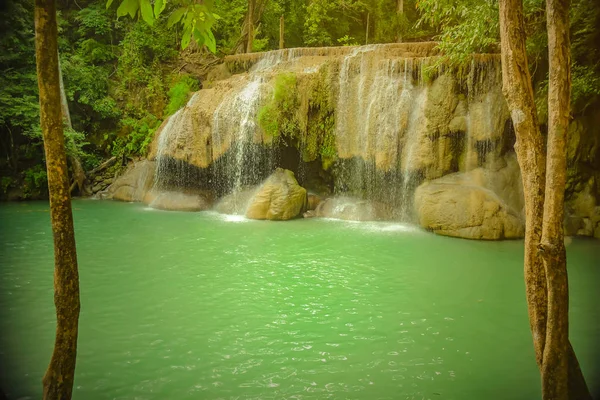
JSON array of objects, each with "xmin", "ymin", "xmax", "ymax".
[
  {"xmin": 108, "ymin": 160, "xmax": 155, "ymax": 202},
  {"xmin": 145, "ymin": 190, "xmax": 212, "ymax": 212},
  {"xmin": 414, "ymin": 168, "xmax": 524, "ymax": 240},
  {"xmin": 314, "ymin": 197, "xmax": 395, "ymax": 221},
  {"xmin": 245, "ymin": 168, "xmax": 307, "ymax": 220}
]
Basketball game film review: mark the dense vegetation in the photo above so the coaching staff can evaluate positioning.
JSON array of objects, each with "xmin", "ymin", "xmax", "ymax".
[{"xmin": 1, "ymin": 0, "xmax": 599, "ymax": 199}]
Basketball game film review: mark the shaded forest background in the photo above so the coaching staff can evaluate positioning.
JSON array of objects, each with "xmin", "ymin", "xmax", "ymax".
[{"xmin": 1, "ymin": 0, "xmax": 599, "ymax": 200}]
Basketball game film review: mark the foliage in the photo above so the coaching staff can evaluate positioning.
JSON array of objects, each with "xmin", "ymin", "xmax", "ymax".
[
  {"xmin": 212, "ymin": 0, "xmax": 246, "ymax": 53},
  {"xmin": 306, "ymin": 68, "xmax": 337, "ymax": 165},
  {"xmin": 1, "ymin": 177, "xmax": 14, "ymax": 195},
  {"xmin": 165, "ymin": 75, "xmax": 200, "ymax": 115},
  {"xmin": 111, "ymin": 114, "xmax": 160, "ymax": 156},
  {"xmin": 304, "ymin": 0, "xmax": 366, "ymax": 47},
  {"xmin": 258, "ymin": 73, "xmax": 300, "ymax": 139},
  {"xmin": 21, "ymin": 165, "xmax": 48, "ymax": 199},
  {"xmin": 416, "ymin": 0, "xmax": 499, "ymax": 68},
  {"xmin": 107, "ymin": 0, "xmax": 219, "ymax": 51}
]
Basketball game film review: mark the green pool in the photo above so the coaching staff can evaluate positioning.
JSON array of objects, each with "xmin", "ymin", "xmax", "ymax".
[{"xmin": 0, "ymin": 200, "xmax": 598, "ymax": 399}]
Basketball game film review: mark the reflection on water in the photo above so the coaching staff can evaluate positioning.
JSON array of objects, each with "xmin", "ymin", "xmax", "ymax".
[{"xmin": 0, "ymin": 200, "xmax": 599, "ymax": 400}]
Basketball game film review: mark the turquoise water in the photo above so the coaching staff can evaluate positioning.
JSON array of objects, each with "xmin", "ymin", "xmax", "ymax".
[{"xmin": 0, "ymin": 200, "xmax": 598, "ymax": 399}]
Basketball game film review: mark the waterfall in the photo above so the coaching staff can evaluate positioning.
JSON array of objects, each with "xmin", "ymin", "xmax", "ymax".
[
  {"xmin": 146, "ymin": 43, "xmax": 507, "ymax": 222},
  {"xmin": 334, "ymin": 46, "xmax": 429, "ymax": 218},
  {"xmin": 154, "ymin": 93, "xmax": 204, "ymax": 190},
  {"xmin": 399, "ymin": 86, "xmax": 428, "ymax": 219},
  {"xmin": 212, "ymin": 78, "xmax": 266, "ymax": 194}
]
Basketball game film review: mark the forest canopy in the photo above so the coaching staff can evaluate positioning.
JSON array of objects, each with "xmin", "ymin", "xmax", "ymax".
[{"xmin": 1, "ymin": 0, "xmax": 599, "ymax": 199}]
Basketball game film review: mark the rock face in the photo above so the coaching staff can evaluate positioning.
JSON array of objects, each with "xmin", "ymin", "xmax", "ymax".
[
  {"xmin": 146, "ymin": 190, "xmax": 212, "ymax": 212},
  {"xmin": 108, "ymin": 160, "xmax": 155, "ymax": 202},
  {"xmin": 414, "ymin": 161, "xmax": 524, "ymax": 240},
  {"xmin": 245, "ymin": 169, "xmax": 307, "ymax": 220},
  {"xmin": 314, "ymin": 197, "xmax": 395, "ymax": 221}
]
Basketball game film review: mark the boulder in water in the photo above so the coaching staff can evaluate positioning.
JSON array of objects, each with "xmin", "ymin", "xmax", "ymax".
[
  {"xmin": 245, "ymin": 168, "xmax": 307, "ymax": 220},
  {"xmin": 307, "ymin": 193, "xmax": 322, "ymax": 211},
  {"xmin": 414, "ymin": 171, "xmax": 524, "ymax": 240},
  {"xmin": 214, "ymin": 187, "xmax": 258, "ymax": 215},
  {"xmin": 146, "ymin": 190, "xmax": 212, "ymax": 212},
  {"xmin": 109, "ymin": 160, "xmax": 155, "ymax": 202},
  {"xmin": 314, "ymin": 197, "xmax": 395, "ymax": 221}
]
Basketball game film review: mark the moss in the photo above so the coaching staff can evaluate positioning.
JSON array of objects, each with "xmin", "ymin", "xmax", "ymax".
[
  {"xmin": 304, "ymin": 65, "xmax": 337, "ymax": 168},
  {"xmin": 258, "ymin": 67, "xmax": 337, "ymax": 169},
  {"xmin": 258, "ymin": 72, "xmax": 301, "ymax": 140}
]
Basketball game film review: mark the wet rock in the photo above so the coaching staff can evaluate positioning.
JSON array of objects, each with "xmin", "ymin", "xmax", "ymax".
[
  {"xmin": 147, "ymin": 190, "xmax": 211, "ymax": 212},
  {"xmin": 108, "ymin": 160, "xmax": 155, "ymax": 202},
  {"xmin": 303, "ymin": 210, "xmax": 317, "ymax": 218},
  {"xmin": 245, "ymin": 168, "xmax": 307, "ymax": 220},
  {"xmin": 315, "ymin": 196, "xmax": 395, "ymax": 221},
  {"xmin": 214, "ymin": 187, "xmax": 258, "ymax": 215},
  {"xmin": 414, "ymin": 169, "xmax": 524, "ymax": 240},
  {"xmin": 307, "ymin": 193, "xmax": 322, "ymax": 211}
]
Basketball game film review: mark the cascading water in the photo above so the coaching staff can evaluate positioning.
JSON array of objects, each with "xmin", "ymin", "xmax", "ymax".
[
  {"xmin": 154, "ymin": 92, "xmax": 202, "ymax": 190},
  {"xmin": 147, "ymin": 43, "xmax": 508, "ymax": 222},
  {"xmin": 399, "ymin": 85, "xmax": 428, "ymax": 219},
  {"xmin": 212, "ymin": 78, "xmax": 266, "ymax": 194},
  {"xmin": 333, "ymin": 46, "xmax": 433, "ymax": 219}
]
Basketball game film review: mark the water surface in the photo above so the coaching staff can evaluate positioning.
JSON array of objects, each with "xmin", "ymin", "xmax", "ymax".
[{"xmin": 1, "ymin": 200, "xmax": 599, "ymax": 399}]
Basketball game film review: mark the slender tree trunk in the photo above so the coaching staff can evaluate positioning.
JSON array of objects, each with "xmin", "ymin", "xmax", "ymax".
[
  {"xmin": 499, "ymin": 0, "xmax": 548, "ymax": 369},
  {"xmin": 396, "ymin": 0, "xmax": 403, "ymax": 42},
  {"xmin": 34, "ymin": 0, "xmax": 81, "ymax": 399},
  {"xmin": 246, "ymin": 0, "xmax": 255, "ymax": 53},
  {"xmin": 499, "ymin": 1, "xmax": 591, "ymax": 399},
  {"xmin": 542, "ymin": 0, "xmax": 591, "ymax": 398},
  {"xmin": 58, "ymin": 53, "xmax": 87, "ymax": 196},
  {"xmin": 235, "ymin": 0, "xmax": 267, "ymax": 54},
  {"xmin": 279, "ymin": 15, "xmax": 284, "ymax": 49},
  {"xmin": 366, "ymin": 12, "xmax": 370, "ymax": 45}
]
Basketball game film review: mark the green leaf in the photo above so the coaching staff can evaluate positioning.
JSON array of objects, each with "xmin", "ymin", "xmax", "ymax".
[
  {"xmin": 204, "ymin": 29, "xmax": 216, "ymax": 53},
  {"xmin": 106, "ymin": 0, "xmax": 115, "ymax": 9},
  {"xmin": 154, "ymin": 0, "xmax": 166, "ymax": 17},
  {"xmin": 167, "ymin": 7, "xmax": 187, "ymax": 28},
  {"xmin": 181, "ymin": 25, "xmax": 192, "ymax": 49},
  {"xmin": 140, "ymin": 0, "xmax": 154, "ymax": 25},
  {"xmin": 116, "ymin": 0, "xmax": 139, "ymax": 18}
]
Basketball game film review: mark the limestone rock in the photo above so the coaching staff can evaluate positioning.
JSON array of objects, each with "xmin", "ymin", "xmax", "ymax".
[
  {"xmin": 315, "ymin": 196, "xmax": 395, "ymax": 221},
  {"xmin": 307, "ymin": 193, "xmax": 322, "ymax": 211},
  {"xmin": 214, "ymin": 187, "xmax": 258, "ymax": 215},
  {"xmin": 147, "ymin": 190, "xmax": 211, "ymax": 212},
  {"xmin": 245, "ymin": 168, "xmax": 307, "ymax": 220},
  {"xmin": 414, "ymin": 169, "xmax": 524, "ymax": 240},
  {"xmin": 108, "ymin": 160, "xmax": 155, "ymax": 202}
]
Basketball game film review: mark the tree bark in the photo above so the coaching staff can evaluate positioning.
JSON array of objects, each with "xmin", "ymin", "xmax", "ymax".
[
  {"xmin": 542, "ymin": 0, "xmax": 591, "ymax": 398},
  {"xmin": 499, "ymin": 0, "xmax": 548, "ymax": 369},
  {"xmin": 499, "ymin": 1, "xmax": 591, "ymax": 399},
  {"xmin": 34, "ymin": 0, "xmax": 81, "ymax": 399},
  {"xmin": 246, "ymin": 0, "xmax": 255, "ymax": 53},
  {"xmin": 396, "ymin": 0, "xmax": 403, "ymax": 42},
  {"xmin": 235, "ymin": 0, "xmax": 268, "ymax": 54},
  {"xmin": 279, "ymin": 14, "xmax": 284, "ymax": 50}
]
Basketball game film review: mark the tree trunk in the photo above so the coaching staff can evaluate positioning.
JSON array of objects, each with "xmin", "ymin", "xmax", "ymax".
[
  {"xmin": 279, "ymin": 15, "xmax": 284, "ymax": 50},
  {"xmin": 499, "ymin": 1, "xmax": 591, "ymax": 399},
  {"xmin": 499, "ymin": 0, "xmax": 548, "ymax": 369},
  {"xmin": 34, "ymin": 0, "xmax": 81, "ymax": 399},
  {"xmin": 542, "ymin": 0, "xmax": 591, "ymax": 398},
  {"xmin": 396, "ymin": 0, "xmax": 403, "ymax": 42},
  {"xmin": 366, "ymin": 12, "xmax": 370, "ymax": 45},
  {"xmin": 246, "ymin": 0, "xmax": 255, "ymax": 53},
  {"xmin": 235, "ymin": 0, "xmax": 268, "ymax": 54}
]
